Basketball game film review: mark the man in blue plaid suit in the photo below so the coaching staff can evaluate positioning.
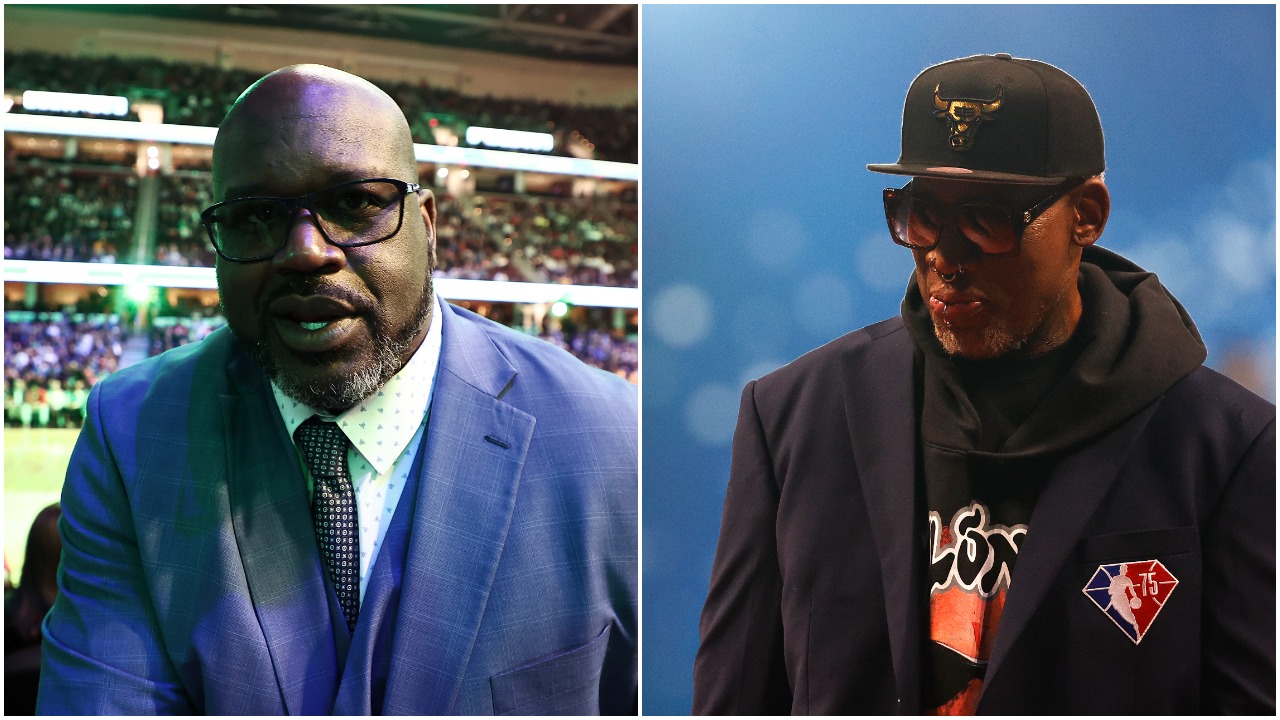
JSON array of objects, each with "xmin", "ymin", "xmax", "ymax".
[{"xmin": 37, "ymin": 64, "xmax": 637, "ymax": 715}]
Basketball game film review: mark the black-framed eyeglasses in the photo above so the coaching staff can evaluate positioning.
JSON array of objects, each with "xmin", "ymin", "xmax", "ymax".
[
  {"xmin": 882, "ymin": 178, "xmax": 1083, "ymax": 257},
  {"xmin": 200, "ymin": 177, "xmax": 422, "ymax": 263}
]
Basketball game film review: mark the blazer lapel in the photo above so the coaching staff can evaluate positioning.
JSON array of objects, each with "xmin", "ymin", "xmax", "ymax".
[
  {"xmin": 382, "ymin": 304, "xmax": 535, "ymax": 714},
  {"xmin": 223, "ymin": 350, "xmax": 340, "ymax": 715},
  {"xmin": 840, "ymin": 321, "xmax": 924, "ymax": 711},
  {"xmin": 983, "ymin": 402, "xmax": 1160, "ymax": 693}
]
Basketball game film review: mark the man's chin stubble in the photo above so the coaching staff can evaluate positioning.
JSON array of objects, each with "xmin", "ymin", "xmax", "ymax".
[
  {"xmin": 932, "ymin": 284, "xmax": 1070, "ymax": 360},
  {"xmin": 933, "ymin": 318, "xmax": 1025, "ymax": 360},
  {"xmin": 225, "ymin": 280, "xmax": 434, "ymax": 414},
  {"xmin": 258, "ymin": 337, "xmax": 405, "ymax": 413}
]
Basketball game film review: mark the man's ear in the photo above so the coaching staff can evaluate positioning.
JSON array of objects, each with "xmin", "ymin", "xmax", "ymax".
[
  {"xmin": 1071, "ymin": 176, "xmax": 1110, "ymax": 247},
  {"xmin": 419, "ymin": 188, "xmax": 437, "ymax": 267}
]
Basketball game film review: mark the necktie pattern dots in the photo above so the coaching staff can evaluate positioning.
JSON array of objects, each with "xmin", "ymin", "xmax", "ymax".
[{"xmin": 295, "ymin": 417, "xmax": 360, "ymax": 633}]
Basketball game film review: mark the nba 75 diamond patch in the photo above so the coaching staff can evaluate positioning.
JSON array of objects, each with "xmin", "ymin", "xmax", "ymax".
[{"xmin": 1082, "ymin": 560, "xmax": 1179, "ymax": 644}]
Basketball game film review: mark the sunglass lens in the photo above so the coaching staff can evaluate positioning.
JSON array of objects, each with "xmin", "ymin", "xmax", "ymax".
[
  {"xmin": 890, "ymin": 196, "xmax": 940, "ymax": 249},
  {"xmin": 955, "ymin": 205, "xmax": 1017, "ymax": 255}
]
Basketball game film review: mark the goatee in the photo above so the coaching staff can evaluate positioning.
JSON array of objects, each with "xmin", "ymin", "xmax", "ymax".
[{"xmin": 225, "ymin": 275, "xmax": 434, "ymax": 414}]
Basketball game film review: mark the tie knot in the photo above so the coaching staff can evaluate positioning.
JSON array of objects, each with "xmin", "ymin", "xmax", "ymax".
[{"xmin": 294, "ymin": 417, "xmax": 348, "ymax": 478}]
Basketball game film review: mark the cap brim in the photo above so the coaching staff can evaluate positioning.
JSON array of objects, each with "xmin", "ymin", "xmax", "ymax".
[{"xmin": 866, "ymin": 162, "xmax": 1066, "ymax": 185}]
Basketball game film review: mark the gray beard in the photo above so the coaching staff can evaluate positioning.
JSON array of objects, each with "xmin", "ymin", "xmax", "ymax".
[
  {"xmin": 932, "ymin": 282, "xmax": 1069, "ymax": 359},
  {"xmin": 267, "ymin": 321, "xmax": 422, "ymax": 412},
  {"xmin": 932, "ymin": 314, "xmax": 1025, "ymax": 358},
  {"xmin": 232, "ymin": 277, "xmax": 434, "ymax": 414}
]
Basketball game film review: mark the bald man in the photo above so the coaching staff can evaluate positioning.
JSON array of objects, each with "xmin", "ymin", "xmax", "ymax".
[{"xmin": 37, "ymin": 65, "xmax": 637, "ymax": 715}]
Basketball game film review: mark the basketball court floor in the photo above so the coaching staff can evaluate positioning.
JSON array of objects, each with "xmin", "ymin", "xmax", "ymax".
[{"xmin": 4, "ymin": 428, "xmax": 78, "ymax": 584}]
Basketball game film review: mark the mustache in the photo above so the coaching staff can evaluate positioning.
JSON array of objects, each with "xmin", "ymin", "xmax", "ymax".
[{"xmin": 262, "ymin": 277, "xmax": 370, "ymax": 312}]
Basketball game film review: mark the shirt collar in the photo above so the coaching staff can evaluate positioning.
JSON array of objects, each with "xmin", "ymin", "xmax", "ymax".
[{"xmin": 273, "ymin": 294, "xmax": 445, "ymax": 474}]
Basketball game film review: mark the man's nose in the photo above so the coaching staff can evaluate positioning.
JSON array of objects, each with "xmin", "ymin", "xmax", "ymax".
[
  {"xmin": 273, "ymin": 208, "xmax": 346, "ymax": 274},
  {"xmin": 928, "ymin": 219, "xmax": 981, "ymax": 271}
]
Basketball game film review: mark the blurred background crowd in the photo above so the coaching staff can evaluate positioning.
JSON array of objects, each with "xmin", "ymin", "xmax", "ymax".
[
  {"xmin": 5, "ymin": 49, "xmax": 637, "ymax": 163},
  {"xmin": 6, "ymin": 163, "xmax": 638, "ymax": 287},
  {"xmin": 3, "ymin": 305, "xmax": 636, "ymax": 431}
]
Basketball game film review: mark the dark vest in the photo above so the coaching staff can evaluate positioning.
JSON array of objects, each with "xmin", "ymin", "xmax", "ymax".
[{"xmin": 321, "ymin": 424, "xmax": 429, "ymax": 714}]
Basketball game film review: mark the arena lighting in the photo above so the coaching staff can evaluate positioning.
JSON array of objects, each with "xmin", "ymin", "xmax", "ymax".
[
  {"xmin": 124, "ymin": 283, "xmax": 154, "ymax": 303},
  {"xmin": 3, "ymin": 261, "xmax": 638, "ymax": 309},
  {"xmin": 4, "ymin": 113, "xmax": 219, "ymax": 145},
  {"xmin": 22, "ymin": 90, "xmax": 130, "ymax": 117},
  {"xmin": 414, "ymin": 143, "xmax": 636, "ymax": 181},
  {"xmin": 551, "ymin": 301, "xmax": 570, "ymax": 318},
  {"xmin": 3, "ymin": 115, "xmax": 638, "ymax": 181},
  {"xmin": 432, "ymin": 279, "xmax": 637, "ymax": 309},
  {"xmin": 465, "ymin": 126, "xmax": 555, "ymax": 153},
  {"xmin": 4, "ymin": 261, "xmax": 216, "ymax": 290}
]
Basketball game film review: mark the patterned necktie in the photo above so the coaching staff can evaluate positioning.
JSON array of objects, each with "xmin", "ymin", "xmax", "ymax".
[{"xmin": 294, "ymin": 416, "xmax": 360, "ymax": 633}]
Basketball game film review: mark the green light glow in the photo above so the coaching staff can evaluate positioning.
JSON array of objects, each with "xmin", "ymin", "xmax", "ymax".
[{"xmin": 125, "ymin": 283, "xmax": 154, "ymax": 303}]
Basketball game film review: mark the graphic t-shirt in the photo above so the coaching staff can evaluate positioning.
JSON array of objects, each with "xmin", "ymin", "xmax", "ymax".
[
  {"xmin": 923, "ymin": 467, "xmax": 1043, "ymax": 714},
  {"xmin": 921, "ymin": 349, "xmax": 1068, "ymax": 715}
]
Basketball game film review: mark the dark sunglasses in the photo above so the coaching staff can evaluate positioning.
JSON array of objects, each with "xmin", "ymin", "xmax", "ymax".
[{"xmin": 882, "ymin": 178, "xmax": 1083, "ymax": 257}]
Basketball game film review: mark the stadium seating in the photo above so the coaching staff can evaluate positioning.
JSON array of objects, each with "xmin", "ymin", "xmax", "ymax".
[{"xmin": 5, "ymin": 50, "xmax": 636, "ymax": 163}]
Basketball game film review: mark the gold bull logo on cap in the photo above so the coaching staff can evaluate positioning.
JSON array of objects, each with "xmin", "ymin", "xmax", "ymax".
[{"xmin": 933, "ymin": 84, "xmax": 1003, "ymax": 152}]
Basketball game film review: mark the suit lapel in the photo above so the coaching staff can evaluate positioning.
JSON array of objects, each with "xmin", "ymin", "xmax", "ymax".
[
  {"xmin": 223, "ymin": 349, "xmax": 340, "ymax": 715},
  {"xmin": 382, "ymin": 304, "xmax": 535, "ymax": 714},
  {"xmin": 983, "ymin": 402, "xmax": 1159, "ymax": 693},
  {"xmin": 840, "ymin": 321, "xmax": 924, "ymax": 711}
]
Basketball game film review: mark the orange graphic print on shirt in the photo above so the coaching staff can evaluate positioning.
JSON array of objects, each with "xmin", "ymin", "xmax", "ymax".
[{"xmin": 925, "ymin": 503, "xmax": 1026, "ymax": 715}]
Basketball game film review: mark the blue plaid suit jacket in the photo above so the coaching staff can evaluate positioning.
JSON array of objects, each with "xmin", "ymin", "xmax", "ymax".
[{"xmin": 36, "ymin": 302, "xmax": 637, "ymax": 715}]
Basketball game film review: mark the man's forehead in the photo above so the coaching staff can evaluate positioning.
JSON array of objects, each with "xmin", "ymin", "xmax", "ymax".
[
  {"xmin": 221, "ymin": 84, "xmax": 398, "ymax": 144},
  {"xmin": 220, "ymin": 105, "xmax": 391, "ymax": 150},
  {"xmin": 214, "ymin": 128, "xmax": 402, "ymax": 197},
  {"xmin": 213, "ymin": 90, "xmax": 411, "ymax": 197},
  {"xmin": 218, "ymin": 167, "xmax": 395, "ymax": 201}
]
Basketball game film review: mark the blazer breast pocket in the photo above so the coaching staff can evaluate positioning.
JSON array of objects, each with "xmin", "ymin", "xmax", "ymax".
[
  {"xmin": 1079, "ymin": 525, "xmax": 1198, "ymax": 563},
  {"xmin": 490, "ymin": 623, "xmax": 612, "ymax": 716}
]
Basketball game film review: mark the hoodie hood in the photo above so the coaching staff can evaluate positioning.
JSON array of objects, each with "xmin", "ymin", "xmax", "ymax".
[{"xmin": 904, "ymin": 245, "xmax": 1207, "ymax": 459}]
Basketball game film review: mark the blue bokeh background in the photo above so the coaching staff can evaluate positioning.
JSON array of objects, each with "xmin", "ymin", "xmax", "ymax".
[{"xmin": 641, "ymin": 5, "xmax": 1276, "ymax": 714}]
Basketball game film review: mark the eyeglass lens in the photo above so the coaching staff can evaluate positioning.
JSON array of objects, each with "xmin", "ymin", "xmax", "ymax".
[
  {"xmin": 888, "ymin": 195, "xmax": 1018, "ymax": 255},
  {"xmin": 209, "ymin": 180, "xmax": 406, "ymax": 259}
]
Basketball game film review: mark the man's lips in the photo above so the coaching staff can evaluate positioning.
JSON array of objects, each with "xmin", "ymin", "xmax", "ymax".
[
  {"xmin": 928, "ymin": 293, "xmax": 984, "ymax": 327},
  {"xmin": 270, "ymin": 295, "xmax": 358, "ymax": 323},
  {"xmin": 268, "ymin": 295, "xmax": 363, "ymax": 352}
]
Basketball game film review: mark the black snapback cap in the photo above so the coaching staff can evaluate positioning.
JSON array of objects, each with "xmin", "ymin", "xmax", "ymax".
[{"xmin": 868, "ymin": 54, "xmax": 1105, "ymax": 185}]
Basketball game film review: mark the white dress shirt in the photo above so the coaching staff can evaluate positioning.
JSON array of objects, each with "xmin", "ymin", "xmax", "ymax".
[{"xmin": 272, "ymin": 294, "xmax": 444, "ymax": 600}]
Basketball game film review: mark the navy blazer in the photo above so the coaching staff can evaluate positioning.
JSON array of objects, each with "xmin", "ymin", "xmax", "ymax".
[
  {"xmin": 38, "ymin": 302, "xmax": 638, "ymax": 715},
  {"xmin": 694, "ymin": 317, "xmax": 1274, "ymax": 714}
]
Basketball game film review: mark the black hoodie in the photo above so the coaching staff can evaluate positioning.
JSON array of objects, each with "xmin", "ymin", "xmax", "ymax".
[{"xmin": 901, "ymin": 245, "xmax": 1207, "ymax": 713}]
